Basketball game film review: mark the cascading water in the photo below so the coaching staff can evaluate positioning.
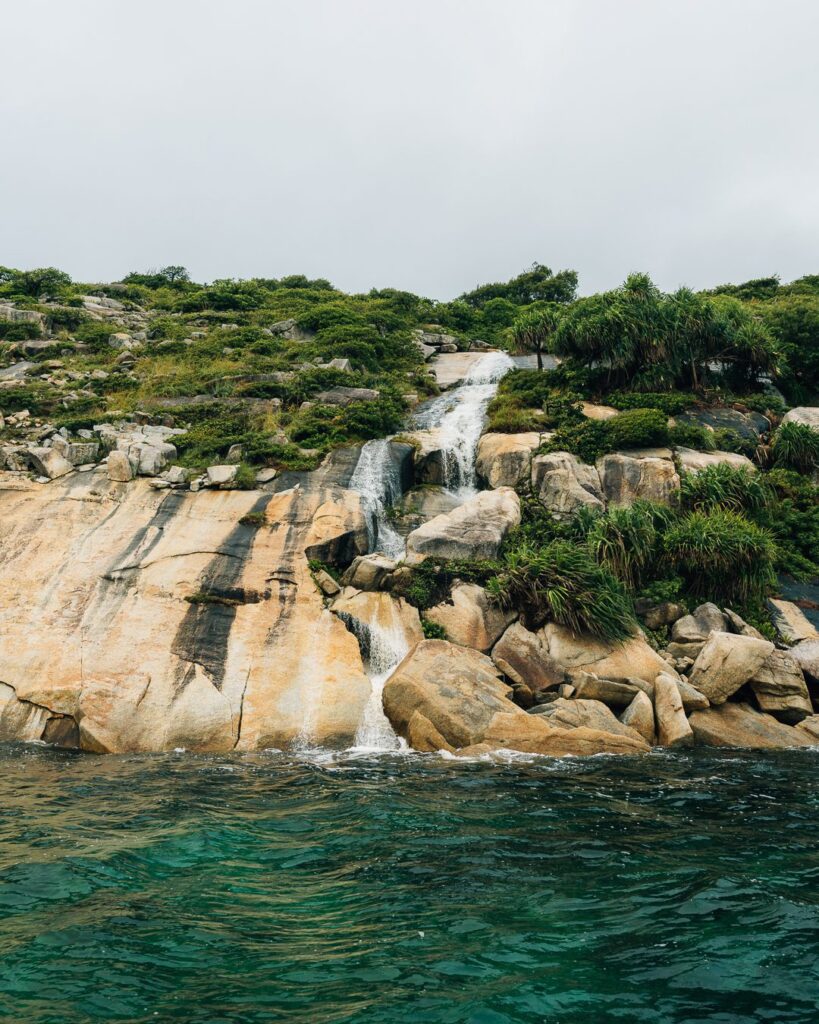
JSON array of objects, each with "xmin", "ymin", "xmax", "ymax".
[
  {"xmin": 347, "ymin": 439, "xmax": 405, "ymax": 559},
  {"xmin": 413, "ymin": 350, "xmax": 514, "ymax": 498},
  {"xmin": 340, "ymin": 600, "xmax": 411, "ymax": 752}
]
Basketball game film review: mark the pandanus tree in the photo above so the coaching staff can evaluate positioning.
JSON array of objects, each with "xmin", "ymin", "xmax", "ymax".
[{"xmin": 511, "ymin": 306, "xmax": 561, "ymax": 369}]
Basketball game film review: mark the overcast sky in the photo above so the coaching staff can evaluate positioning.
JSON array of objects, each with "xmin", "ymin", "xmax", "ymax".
[{"xmin": 2, "ymin": 0, "xmax": 818, "ymax": 299}]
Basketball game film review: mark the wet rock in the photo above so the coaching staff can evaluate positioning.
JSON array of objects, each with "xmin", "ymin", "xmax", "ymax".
[
  {"xmin": 476, "ymin": 432, "xmax": 542, "ymax": 488},
  {"xmin": 425, "ymin": 583, "xmax": 516, "ymax": 653},
  {"xmin": 687, "ymin": 632, "xmax": 775, "ymax": 704},
  {"xmin": 596, "ymin": 453, "xmax": 680, "ymax": 507},
  {"xmin": 531, "ymin": 451, "xmax": 604, "ymax": 516},
  {"xmin": 405, "ymin": 487, "xmax": 520, "ymax": 563},
  {"xmin": 653, "ymin": 673, "xmax": 693, "ymax": 748},
  {"xmin": 331, "ymin": 588, "xmax": 423, "ymax": 654},
  {"xmin": 689, "ymin": 703, "xmax": 812, "ymax": 748}
]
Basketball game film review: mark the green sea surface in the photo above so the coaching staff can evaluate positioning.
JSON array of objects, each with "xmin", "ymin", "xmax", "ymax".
[{"xmin": 1, "ymin": 744, "xmax": 818, "ymax": 1024}]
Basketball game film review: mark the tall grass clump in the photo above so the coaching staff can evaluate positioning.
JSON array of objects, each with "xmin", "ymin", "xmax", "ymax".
[
  {"xmin": 663, "ymin": 509, "xmax": 776, "ymax": 604},
  {"xmin": 585, "ymin": 501, "xmax": 671, "ymax": 588},
  {"xmin": 487, "ymin": 540, "xmax": 636, "ymax": 641},
  {"xmin": 771, "ymin": 421, "xmax": 819, "ymax": 473},
  {"xmin": 680, "ymin": 464, "xmax": 770, "ymax": 514}
]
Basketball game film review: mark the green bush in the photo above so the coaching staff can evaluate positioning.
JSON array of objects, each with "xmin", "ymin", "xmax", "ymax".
[
  {"xmin": 753, "ymin": 470, "xmax": 819, "ymax": 580},
  {"xmin": 0, "ymin": 321, "xmax": 41, "ymax": 341},
  {"xmin": 290, "ymin": 396, "xmax": 405, "ymax": 450},
  {"xmin": 711, "ymin": 427, "xmax": 757, "ymax": 458},
  {"xmin": 585, "ymin": 501, "xmax": 671, "ymax": 588},
  {"xmin": 668, "ymin": 422, "xmax": 716, "ymax": 450},
  {"xmin": 390, "ymin": 559, "xmax": 497, "ymax": 610},
  {"xmin": 74, "ymin": 320, "xmax": 115, "ymax": 352},
  {"xmin": 487, "ymin": 539, "xmax": 636, "ymax": 641},
  {"xmin": 541, "ymin": 408, "xmax": 668, "ymax": 462},
  {"xmin": 607, "ymin": 391, "xmax": 693, "ymax": 415},
  {"xmin": 420, "ymin": 618, "xmax": 448, "ymax": 640},
  {"xmin": 771, "ymin": 421, "xmax": 819, "ymax": 473},
  {"xmin": 663, "ymin": 509, "xmax": 776, "ymax": 605}
]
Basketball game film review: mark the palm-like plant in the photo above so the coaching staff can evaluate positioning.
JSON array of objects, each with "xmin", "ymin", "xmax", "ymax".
[{"xmin": 511, "ymin": 306, "xmax": 561, "ymax": 370}]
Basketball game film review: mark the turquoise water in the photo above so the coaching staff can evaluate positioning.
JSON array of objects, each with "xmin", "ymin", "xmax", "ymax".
[{"xmin": 1, "ymin": 745, "xmax": 818, "ymax": 1024}]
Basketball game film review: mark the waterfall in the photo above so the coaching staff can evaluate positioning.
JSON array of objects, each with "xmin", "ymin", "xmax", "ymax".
[
  {"xmin": 338, "ymin": 598, "xmax": 412, "ymax": 752},
  {"xmin": 348, "ymin": 439, "xmax": 405, "ymax": 559},
  {"xmin": 413, "ymin": 351, "xmax": 514, "ymax": 498}
]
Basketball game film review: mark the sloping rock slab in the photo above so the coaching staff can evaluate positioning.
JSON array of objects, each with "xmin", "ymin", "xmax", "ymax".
[{"xmin": 689, "ymin": 703, "xmax": 813, "ymax": 749}]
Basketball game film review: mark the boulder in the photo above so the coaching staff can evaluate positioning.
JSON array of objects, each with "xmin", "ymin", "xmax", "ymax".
[
  {"xmin": 314, "ymin": 569, "xmax": 340, "ymax": 596},
  {"xmin": 383, "ymin": 641, "xmax": 648, "ymax": 755},
  {"xmin": 689, "ymin": 703, "xmax": 812, "ymax": 748},
  {"xmin": 676, "ymin": 447, "xmax": 756, "ymax": 474},
  {"xmin": 206, "ymin": 465, "xmax": 239, "ymax": 488},
  {"xmin": 688, "ymin": 632, "xmax": 774, "ymax": 704},
  {"xmin": 620, "ymin": 691, "xmax": 656, "ymax": 744},
  {"xmin": 0, "ymin": 360, "xmax": 36, "ymax": 380},
  {"xmin": 675, "ymin": 678, "xmax": 710, "ymax": 712},
  {"xmin": 51, "ymin": 436, "xmax": 100, "ymax": 466},
  {"xmin": 424, "ymin": 583, "xmax": 516, "ymax": 653},
  {"xmin": 665, "ymin": 641, "xmax": 705, "ymax": 660},
  {"xmin": 313, "ymin": 387, "xmax": 380, "ymax": 406},
  {"xmin": 671, "ymin": 603, "xmax": 726, "ymax": 643},
  {"xmin": 636, "ymin": 601, "xmax": 686, "ymax": 630},
  {"xmin": 303, "ymin": 493, "xmax": 369, "ymax": 566},
  {"xmin": 796, "ymin": 715, "xmax": 819, "ymax": 743},
  {"xmin": 723, "ymin": 608, "xmax": 765, "ymax": 639},
  {"xmin": 791, "ymin": 639, "xmax": 819, "ymax": 684},
  {"xmin": 106, "ymin": 450, "xmax": 133, "ymax": 482},
  {"xmin": 405, "ymin": 487, "xmax": 520, "ymax": 563},
  {"xmin": 767, "ymin": 599, "xmax": 819, "ymax": 644},
  {"xmin": 531, "ymin": 452, "xmax": 604, "ymax": 516},
  {"xmin": 268, "ymin": 318, "xmax": 314, "ymax": 342},
  {"xmin": 25, "ymin": 447, "xmax": 73, "ymax": 480},
  {"xmin": 476, "ymin": 432, "xmax": 542, "ymax": 488},
  {"xmin": 676, "ymin": 408, "xmax": 768, "ymax": 440},
  {"xmin": 653, "ymin": 673, "xmax": 694, "ymax": 747},
  {"xmin": 540, "ymin": 623, "xmax": 672, "ymax": 685},
  {"xmin": 331, "ymin": 589, "xmax": 424, "ymax": 660},
  {"xmin": 596, "ymin": 453, "xmax": 680, "ymax": 507},
  {"xmin": 568, "ymin": 672, "xmax": 640, "ymax": 708},
  {"xmin": 491, "ymin": 621, "xmax": 565, "ymax": 689},
  {"xmin": 748, "ymin": 650, "xmax": 812, "ymax": 723},
  {"xmin": 581, "ymin": 402, "xmax": 618, "ymax": 421},
  {"xmin": 781, "ymin": 407, "xmax": 819, "ymax": 430},
  {"xmin": 341, "ymin": 553, "xmax": 397, "ymax": 591},
  {"xmin": 401, "ymin": 429, "xmax": 449, "ymax": 485},
  {"xmin": 530, "ymin": 697, "xmax": 647, "ymax": 743}
]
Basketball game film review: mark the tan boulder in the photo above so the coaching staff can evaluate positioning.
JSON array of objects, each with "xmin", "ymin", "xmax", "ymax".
[
  {"xmin": 676, "ymin": 447, "xmax": 756, "ymax": 474},
  {"xmin": 425, "ymin": 583, "xmax": 516, "ymax": 653},
  {"xmin": 476, "ymin": 432, "xmax": 542, "ymax": 488},
  {"xmin": 405, "ymin": 488, "xmax": 520, "ymax": 563},
  {"xmin": 687, "ymin": 632, "xmax": 774, "ymax": 704},
  {"xmin": 541, "ymin": 623, "xmax": 673, "ymax": 684},
  {"xmin": 581, "ymin": 402, "xmax": 618, "ymax": 421},
  {"xmin": 767, "ymin": 599, "xmax": 819, "ymax": 644},
  {"xmin": 400, "ymin": 429, "xmax": 449, "ymax": 485},
  {"xmin": 303, "ymin": 491, "xmax": 369, "ymax": 566},
  {"xmin": 792, "ymin": 639, "xmax": 819, "ymax": 683},
  {"xmin": 531, "ymin": 451, "xmax": 604, "ymax": 516},
  {"xmin": 596, "ymin": 453, "xmax": 680, "ymax": 507},
  {"xmin": 491, "ymin": 621, "xmax": 565, "ymax": 689},
  {"xmin": 568, "ymin": 672, "xmax": 640, "ymax": 708},
  {"xmin": 781, "ymin": 407, "xmax": 819, "ymax": 429},
  {"xmin": 107, "ymin": 450, "xmax": 134, "ymax": 482},
  {"xmin": 689, "ymin": 703, "xmax": 812, "ymax": 749},
  {"xmin": 383, "ymin": 640, "xmax": 647, "ymax": 756},
  {"xmin": 795, "ymin": 715, "xmax": 819, "ymax": 743},
  {"xmin": 671, "ymin": 603, "xmax": 726, "ymax": 643},
  {"xmin": 26, "ymin": 447, "xmax": 73, "ymax": 480},
  {"xmin": 748, "ymin": 649, "xmax": 812, "ymax": 723},
  {"xmin": 531, "ymin": 697, "xmax": 647, "ymax": 743},
  {"xmin": 620, "ymin": 690, "xmax": 656, "ymax": 744},
  {"xmin": 653, "ymin": 673, "xmax": 693, "ymax": 748},
  {"xmin": 341, "ymin": 553, "xmax": 396, "ymax": 591}
]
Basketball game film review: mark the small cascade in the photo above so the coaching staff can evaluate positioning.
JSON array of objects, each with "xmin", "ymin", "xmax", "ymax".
[
  {"xmin": 348, "ymin": 439, "xmax": 405, "ymax": 558},
  {"xmin": 413, "ymin": 351, "xmax": 514, "ymax": 498},
  {"xmin": 340, "ymin": 600, "xmax": 411, "ymax": 752}
]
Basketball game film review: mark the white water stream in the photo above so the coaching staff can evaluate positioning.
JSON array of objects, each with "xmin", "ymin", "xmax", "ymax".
[
  {"xmin": 341, "ymin": 350, "xmax": 514, "ymax": 752},
  {"xmin": 412, "ymin": 351, "xmax": 515, "ymax": 499}
]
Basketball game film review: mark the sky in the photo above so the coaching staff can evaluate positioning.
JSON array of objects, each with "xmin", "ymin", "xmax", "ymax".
[{"xmin": 2, "ymin": 0, "xmax": 818, "ymax": 299}]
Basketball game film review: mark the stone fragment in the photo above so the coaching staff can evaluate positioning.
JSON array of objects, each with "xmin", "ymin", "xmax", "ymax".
[
  {"xmin": 767, "ymin": 599, "xmax": 819, "ymax": 644},
  {"xmin": 791, "ymin": 639, "xmax": 819, "ymax": 684},
  {"xmin": 206, "ymin": 465, "xmax": 239, "ymax": 488},
  {"xmin": 531, "ymin": 697, "xmax": 647, "ymax": 742},
  {"xmin": 25, "ymin": 447, "xmax": 73, "ymax": 480},
  {"xmin": 748, "ymin": 650, "xmax": 812, "ymax": 723},
  {"xmin": 568, "ymin": 672, "xmax": 639, "ymax": 708},
  {"xmin": 314, "ymin": 569, "xmax": 341, "ymax": 597},
  {"xmin": 106, "ymin": 450, "xmax": 133, "ymax": 482},
  {"xmin": 341, "ymin": 553, "xmax": 397, "ymax": 591},
  {"xmin": 676, "ymin": 447, "xmax": 756, "ymax": 474},
  {"xmin": 723, "ymin": 608, "xmax": 765, "ymax": 639}
]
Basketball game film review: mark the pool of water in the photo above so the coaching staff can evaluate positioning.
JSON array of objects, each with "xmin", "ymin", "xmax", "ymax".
[{"xmin": 1, "ymin": 744, "xmax": 818, "ymax": 1024}]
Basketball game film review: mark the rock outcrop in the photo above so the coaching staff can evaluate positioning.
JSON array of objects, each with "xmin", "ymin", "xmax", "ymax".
[
  {"xmin": 596, "ymin": 453, "xmax": 680, "ymax": 507},
  {"xmin": 689, "ymin": 703, "xmax": 812, "ymax": 748},
  {"xmin": 424, "ymin": 583, "xmax": 516, "ymax": 653},
  {"xmin": 0, "ymin": 472, "xmax": 373, "ymax": 752},
  {"xmin": 531, "ymin": 452, "xmax": 604, "ymax": 516},
  {"xmin": 687, "ymin": 632, "xmax": 775, "ymax": 704}
]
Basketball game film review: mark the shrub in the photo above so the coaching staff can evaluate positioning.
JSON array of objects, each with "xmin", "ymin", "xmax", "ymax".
[
  {"xmin": 606, "ymin": 408, "xmax": 669, "ymax": 450},
  {"xmin": 753, "ymin": 470, "xmax": 819, "ymax": 580},
  {"xmin": 668, "ymin": 422, "xmax": 716, "ymax": 451},
  {"xmin": 771, "ymin": 421, "xmax": 819, "ymax": 473},
  {"xmin": 421, "ymin": 618, "xmax": 448, "ymax": 640},
  {"xmin": 0, "ymin": 321, "xmax": 41, "ymax": 341},
  {"xmin": 711, "ymin": 428, "xmax": 757, "ymax": 458},
  {"xmin": 487, "ymin": 539, "xmax": 636, "ymax": 641},
  {"xmin": 607, "ymin": 391, "xmax": 693, "ymax": 415},
  {"xmin": 390, "ymin": 559, "xmax": 497, "ymax": 610},
  {"xmin": 74, "ymin": 320, "xmax": 116, "ymax": 352},
  {"xmin": 680, "ymin": 464, "xmax": 770, "ymax": 514},
  {"xmin": 234, "ymin": 463, "xmax": 258, "ymax": 489},
  {"xmin": 663, "ymin": 510, "xmax": 776, "ymax": 605},
  {"xmin": 290, "ymin": 396, "xmax": 405, "ymax": 450}
]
